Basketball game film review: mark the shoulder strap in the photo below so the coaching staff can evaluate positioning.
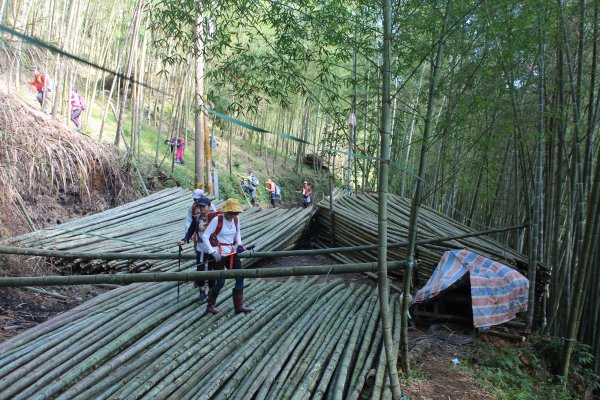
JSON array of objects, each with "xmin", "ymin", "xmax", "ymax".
[{"xmin": 214, "ymin": 214, "xmax": 224, "ymax": 236}]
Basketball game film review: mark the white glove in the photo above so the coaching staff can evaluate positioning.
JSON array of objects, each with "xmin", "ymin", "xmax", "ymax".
[{"xmin": 212, "ymin": 252, "xmax": 222, "ymax": 262}]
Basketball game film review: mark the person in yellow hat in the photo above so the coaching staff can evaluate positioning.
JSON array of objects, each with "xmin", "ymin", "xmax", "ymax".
[{"xmin": 201, "ymin": 198, "xmax": 253, "ymax": 314}]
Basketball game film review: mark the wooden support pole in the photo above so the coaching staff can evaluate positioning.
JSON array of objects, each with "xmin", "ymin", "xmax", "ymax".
[{"xmin": 0, "ymin": 261, "xmax": 407, "ymax": 287}]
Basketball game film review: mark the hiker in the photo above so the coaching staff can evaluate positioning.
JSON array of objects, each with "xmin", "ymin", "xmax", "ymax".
[
  {"xmin": 185, "ymin": 189, "xmax": 217, "ymax": 231},
  {"xmin": 301, "ymin": 181, "xmax": 312, "ymax": 208},
  {"xmin": 201, "ymin": 198, "xmax": 253, "ymax": 314},
  {"xmin": 265, "ymin": 178, "xmax": 277, "ymax": 208},
  {"xmin": 240, "ymin": 177, "xmax": 256, "ymax": 206},
  {"xmin": 175, "ymin": 138, "xmax": 185, "ymax": 164},
  {"xmin": 30, "ymin": 68, "xmax": 47, "ymax": 110},
  {"xmin": 69, "ymin": 88, "xmax": 86, "ymax": 132},
  {"xmin": 178, "ymin": 196, "xmax": 212, "ymax": 302},
  {"xmin": 164, "ymin": 136, "xmax": 177, "ymax": 153}
]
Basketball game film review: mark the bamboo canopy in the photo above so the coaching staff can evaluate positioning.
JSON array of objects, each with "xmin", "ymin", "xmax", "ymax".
[
  {"xmin": 3, "ymin": 187, "xmax": 315, "ymax": 274},
  {"xmin": 0, "ymin": 278, "xmax": 402, "ymax": 399},
  {"xmin": 315, "ymin": 193, "xmax": 550, "ymax": 288}
]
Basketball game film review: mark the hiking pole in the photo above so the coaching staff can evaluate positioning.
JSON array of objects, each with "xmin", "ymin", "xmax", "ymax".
[{"xmin": 177, "ymin": 244, "xmax": 182, "ymax": 302}]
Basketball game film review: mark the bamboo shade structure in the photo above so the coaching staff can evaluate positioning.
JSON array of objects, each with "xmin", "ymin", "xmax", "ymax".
[
  {"xmin": 4, "ymin": 188, "xmax": 315, "ymax": 274},
  {"xmin": 0, "ymin": 278, "xmax": 401, "ymax": 399},
  {"xmin": 315, "ymin": 193, "xmax": 550, "ymax": 288}
]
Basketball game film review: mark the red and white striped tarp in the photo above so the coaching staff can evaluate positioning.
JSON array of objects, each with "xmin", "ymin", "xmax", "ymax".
[{"xmin": 412, "ymin": 249, "xmax": 529, "ymax": 328}]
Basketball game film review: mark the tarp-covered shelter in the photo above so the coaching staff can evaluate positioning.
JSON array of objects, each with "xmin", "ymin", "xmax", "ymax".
[{"xmin": 412, "ymin": 249, "xmax": 529, "ymax": 328}]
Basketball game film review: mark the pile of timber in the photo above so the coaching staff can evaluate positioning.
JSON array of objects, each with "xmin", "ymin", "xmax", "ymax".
[
  {"xmin": 4, "ymin": 188, "xmax": 314, "ymax": 274},
  {"xmin": 315, "ymin": 193, "xmax": 550, "ymax": 286},
  {"xmin": 0, "ymin": 278, "xmax": 402, "ymax": 399}
]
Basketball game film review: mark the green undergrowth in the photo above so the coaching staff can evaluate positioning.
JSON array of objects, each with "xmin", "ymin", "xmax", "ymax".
[
  {"xmin": 464, "ymin": 338, "xmax": 598, "ymax": 400},
  {"xmin": 110, "ymin": 118, "xmax": 333, "ymax": 204}
]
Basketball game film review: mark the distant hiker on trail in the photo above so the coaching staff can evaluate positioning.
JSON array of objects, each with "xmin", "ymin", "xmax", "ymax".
[
  {"xmin": 164, "ymin": 136, "xmax": 177, "ymax": 153},
  {"xmin": 301, "ymin": 181, "xmax": 312, "ymax": 208},
  {"xmin": 30, "ymin": 67, "xmax": 47, "ymax": 110},
  {"xmin": 240, "ymin": 172, "xmax": 258, "ymax": 206},
  {"xmin": 240, "ymin": 177, "xmax": 256, "ymax": 206},
  {"xmin": 175, "ymin": 137, "xmax": 185, "ymax": 164},
  {"xmin": 265, "ymin": 178, "xmax": 277, "ymax": 208},
  {"xmin": 185, "ymin": 189, "xmax": 217, "ymax": 231},
  {"xmin": 69, "ymin": 88, "xmax": 86, "ymax": 132},
  {"xmin": 178, "ymin": 196, "xmax": 213, "ymax": 303},
  {"xmin": 201, "ymin": 198, "xmax": 253, "ymax": 314}
]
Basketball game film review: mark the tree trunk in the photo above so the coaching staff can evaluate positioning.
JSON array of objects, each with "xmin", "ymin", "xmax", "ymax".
[
  {"xmin": 403, "ymin": 0, "xmax": 451, "ymax": 375},
  {"xmin": 194, "ymin": 9, "xmax": 205, "ymax": 189},
  {"xmin": 377, "ymin": 0, "xmax": 403, "ymax": 398},
  {"xmin": 114, "ymin": 0, "xmax": 143, "ymax": 147},
  {"xmin": 527, "ymin": 7, "xmax": 545, "ymax": 330}
]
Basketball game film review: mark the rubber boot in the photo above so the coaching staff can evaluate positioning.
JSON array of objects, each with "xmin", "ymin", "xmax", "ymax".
[
  {"xmin": 206, "ymin": 289, "xmax": 220, "ymax": 314},
  {"xmin": 232, "ymin": 288, "xmax": 254, "ymax": 314},
  {"xmin": 197, "ymin": 285, "xmax": 207, "ymax": 303}
]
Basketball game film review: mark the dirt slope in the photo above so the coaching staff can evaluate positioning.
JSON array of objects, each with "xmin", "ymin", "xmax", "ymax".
[{"xmin": 0, "ymin": 87, "xmax": 140, "ymax": 340}]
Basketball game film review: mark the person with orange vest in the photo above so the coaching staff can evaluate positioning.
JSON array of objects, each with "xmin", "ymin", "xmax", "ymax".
[
  {"xmin": 265, "ymin": 178, "xmax": 276, "ymax": 208},
  {"xmin": 201, "ymin": 198, "xmax": 253, "ymax": 314},
  {"xmin": 178, "ymin": 196, "xmax": 212, "ymax": 302}
]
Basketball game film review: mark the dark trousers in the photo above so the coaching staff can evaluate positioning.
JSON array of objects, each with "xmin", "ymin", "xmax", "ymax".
[
  {"xmin": 36, "ymin": 91, "xmax": 44, "ymax": 107},
  {"xmin": 242, "ymin": 184, "xmax": 256, "ymax": 204},
  {"xmin": 208, "ymin": 253, "xmax": 244, "ymax": 295},
  {"xmin": 194, "ymin": 251, "xmax": 208, "ymax": 289},
  {"xmin": 71, "ymin": 109, "xmax": 82, "ymax": 128}
]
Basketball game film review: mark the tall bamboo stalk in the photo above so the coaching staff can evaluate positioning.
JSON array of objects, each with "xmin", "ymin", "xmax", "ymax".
[
  {"xmin": 376, "ymin": 0, "xmax": 402, "ymax": 398},
  {"xmin": 403, "ymin": 0, "xmax": 451, "ymax": 374}
]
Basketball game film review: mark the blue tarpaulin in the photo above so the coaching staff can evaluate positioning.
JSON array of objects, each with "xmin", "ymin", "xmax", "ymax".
[{"xmin": 412, "ymin": 249, "xmax": 529, "ymax": 328}]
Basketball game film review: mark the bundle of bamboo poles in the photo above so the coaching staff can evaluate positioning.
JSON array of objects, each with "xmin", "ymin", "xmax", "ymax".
[
  {"xmin": 316, "ymin": 193, "xmax": 550, "ymax": 287},
  {"xmin": 4, "ymin": 188, "xmax": 315, "ymax": 274},
  {"xmin": 0, "ymin": 278, "xmax": 401, "ymax": 399}
]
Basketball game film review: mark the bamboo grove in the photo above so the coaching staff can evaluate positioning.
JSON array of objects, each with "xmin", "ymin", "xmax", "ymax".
[{"xmin": 1, "ymin": 0, "xmax": 599, "ymax": 383}]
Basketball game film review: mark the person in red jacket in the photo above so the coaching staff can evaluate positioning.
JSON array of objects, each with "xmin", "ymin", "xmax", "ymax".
[{"xmin": 30, "ymin": 68, "xmax": 47, "ymax": 110}]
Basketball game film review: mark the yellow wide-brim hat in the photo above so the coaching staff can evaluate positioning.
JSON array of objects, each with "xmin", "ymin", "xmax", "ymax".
[{"xmin": 222, "ymin": 198, "xmax": 244, "ymax": 213}]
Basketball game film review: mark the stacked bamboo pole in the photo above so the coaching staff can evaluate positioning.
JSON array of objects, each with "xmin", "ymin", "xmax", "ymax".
[
  {"xmin": 0, "ymin": 278, "xmax": 401, "ymax": 399},
  {"xmin": 4, "ymin": 188, "xmax": 315, "ymax": 274},
  {"xmin": 316, "ymin": 193, "xmax": 550, "ymax": 287}
]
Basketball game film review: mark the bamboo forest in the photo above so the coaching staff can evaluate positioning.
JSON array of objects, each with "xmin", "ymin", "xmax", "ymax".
[{"xmin": 0, "ymin": 0, "xmax": 599, "ymax": 398}]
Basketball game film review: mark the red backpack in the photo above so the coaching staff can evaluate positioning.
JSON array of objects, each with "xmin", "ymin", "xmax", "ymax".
[{"xmin": 206, "ymin": 211, "xmax": 239, "ymax": 247}]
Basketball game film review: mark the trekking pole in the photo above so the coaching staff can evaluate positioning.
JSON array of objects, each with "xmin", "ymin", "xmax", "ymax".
[{"xmin": 177, "ymin": 244, "xmax": 182, "ymax": 302}]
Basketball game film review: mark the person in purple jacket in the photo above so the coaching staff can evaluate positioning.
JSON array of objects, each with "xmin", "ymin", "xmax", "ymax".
[{"xmin": 70, "ymin": 88, "xmax": 86, "ymax": 132}]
